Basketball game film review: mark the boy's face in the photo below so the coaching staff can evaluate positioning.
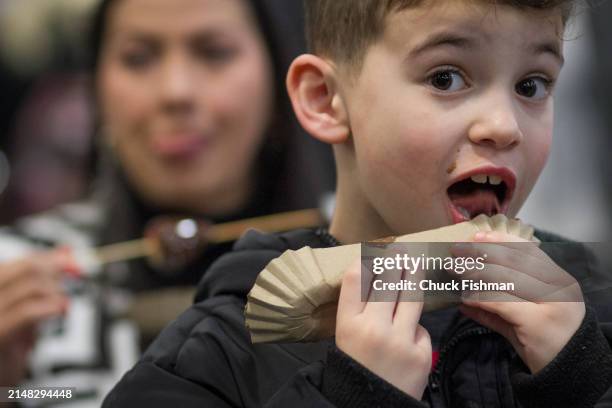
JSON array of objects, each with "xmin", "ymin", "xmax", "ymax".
[{"xmin": 338, "ymin": 1, "xmax": 564, "ymax": 234}]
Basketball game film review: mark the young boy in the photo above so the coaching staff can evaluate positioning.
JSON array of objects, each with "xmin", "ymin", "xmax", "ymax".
[{"xmin": 103, "ymin": 1, "xmax": 612, "ymax": 406}]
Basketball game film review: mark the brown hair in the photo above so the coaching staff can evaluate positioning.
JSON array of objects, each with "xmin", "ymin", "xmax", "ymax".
[{"xmin": 304, "ymin": 0, "xmax": 577, "ymax": 71}]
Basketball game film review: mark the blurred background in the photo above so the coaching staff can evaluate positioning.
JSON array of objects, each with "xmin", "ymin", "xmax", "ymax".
[
  {"xmin": 518, "ymin": 2, "xmax": 612, "ymax": 242},
  {"xmin": 0, "ymin": 1, "xmax": 609, "ymax": 405},
  {"xmin": 0, "ymin": 0, "xmax": 98, "ymax": 224},
  {"xmin": 0, "ymin": 0, "xmax": 610, "ymax": 241}
]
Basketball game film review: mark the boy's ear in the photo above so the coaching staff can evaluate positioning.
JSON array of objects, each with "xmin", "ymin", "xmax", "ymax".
[{"xmin": 286, "ymin": 54, "xmax": 350, "ymax": 144}]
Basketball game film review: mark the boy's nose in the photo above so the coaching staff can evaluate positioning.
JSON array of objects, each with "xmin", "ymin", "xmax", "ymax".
[{"xmin": 468, "ymin": 100, "xmax": 523, "ymax": 149}]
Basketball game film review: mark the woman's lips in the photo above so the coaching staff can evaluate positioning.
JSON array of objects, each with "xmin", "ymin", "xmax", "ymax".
[{"xmin": 151, "ymin": 133, "xmax": 210, "ymax": 160}]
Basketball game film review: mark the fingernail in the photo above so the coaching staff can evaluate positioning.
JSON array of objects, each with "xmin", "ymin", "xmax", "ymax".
[
  {"xmin": 474, "ymin": 231, "xmax": 488, "ymax": 241},
  {"xmin": 57, "ymin": 247, "xmax": 82, "ymax": 279},
  {"xmin": 62, "ymin": 262, "xmax": 82, "ymax": 279}
]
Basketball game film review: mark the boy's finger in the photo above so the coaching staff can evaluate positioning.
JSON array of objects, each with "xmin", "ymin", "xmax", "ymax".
[
  {"xmin": 394, "ymin": 298, "xmax": 424, "ymax": 336},
  {"xmin": 364, "ymin": 262, "xmax": 403, "ymax": 321},
  {"xmin": 394, "ymin": 267, "xmax": 425, "ymax": 333},
  {"xmin": 452, "ymin": 240, "xmax": 571, "ymax": 286},
  {"xmin": 337, "ymin": 259, "xmax": 368, "ymax": 318},
  {"xmin": 474, "ymin": 231, "xmax": 528, "ymax": 243},
  {"xmin": 461, "ymin": 264, "xmax": 567, "ymax": 302},
  {"xmin": 459, "ymin": 304, "xmax": 517, "ymax": 344},
  {"xmin": 473, "ymin": 231, "xmax": 545, "ymax": 261},
  {"xmin": 461, "ymin": 291, "xmax": 531, "ymax": 326}
]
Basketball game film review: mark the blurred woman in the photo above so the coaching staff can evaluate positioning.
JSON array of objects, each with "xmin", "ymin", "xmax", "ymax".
[{"xmin": 0, "ymin": 0, "xmax": 333, "ymax": 402}]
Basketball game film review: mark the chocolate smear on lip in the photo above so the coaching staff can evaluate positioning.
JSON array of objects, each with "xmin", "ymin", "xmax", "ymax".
[{"xmin": 446, "ymin": 162, "xmax": 457, "ymax": 174}]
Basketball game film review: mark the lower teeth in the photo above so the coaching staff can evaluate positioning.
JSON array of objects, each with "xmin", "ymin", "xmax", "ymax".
[{"xmin": 457, "ymin": 206, "xmax": 471, "ymax": 220}]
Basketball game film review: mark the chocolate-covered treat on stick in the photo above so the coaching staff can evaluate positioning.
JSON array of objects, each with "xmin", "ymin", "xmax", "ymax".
[
  {"xmin": 245, "ymin": 214, "xmax": 538, "ymax": 344},
  {"xmin": 144, "ymin": 217, "xmax": 210, "ymax": 273},
  {"xmin": 89, "ymin": 209, "xmax": 323, "ymax": 274}
]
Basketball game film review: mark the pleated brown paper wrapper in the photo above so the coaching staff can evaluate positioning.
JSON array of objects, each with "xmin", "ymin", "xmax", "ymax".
[{"xmin": 245, "ymin": 215, "xmax": 537, "ymax": 344}]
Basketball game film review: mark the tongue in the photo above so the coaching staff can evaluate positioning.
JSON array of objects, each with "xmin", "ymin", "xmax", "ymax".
[{"xmin": 449, "ymin": 189, "xmax": 501, "ymax": 218}]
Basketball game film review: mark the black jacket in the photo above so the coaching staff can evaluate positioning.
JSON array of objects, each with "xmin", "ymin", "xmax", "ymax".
[{"xmin": 103, "ymin": 229, "xmax": 612, "ymax": 408}]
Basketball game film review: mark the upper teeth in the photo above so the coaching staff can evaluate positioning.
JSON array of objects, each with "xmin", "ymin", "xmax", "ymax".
[{"xmin": 470, "ymin": 175, "xmax": 503, "ymax": 185}]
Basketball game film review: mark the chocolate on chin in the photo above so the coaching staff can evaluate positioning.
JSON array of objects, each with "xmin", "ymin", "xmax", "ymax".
[{"xmin": 244, "ymin": 214, "xmax": 537, "ymax": 344}]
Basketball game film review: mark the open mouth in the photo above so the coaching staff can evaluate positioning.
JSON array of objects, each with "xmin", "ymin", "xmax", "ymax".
[{"xmin": 447, "ymin": 168, "xmax": 516, "ymax": 223}]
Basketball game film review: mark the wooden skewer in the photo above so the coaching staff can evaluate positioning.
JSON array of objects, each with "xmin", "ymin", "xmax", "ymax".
[
  {"xmin": 93, "ymin": 208, "xmax": 323, "ymax": 266},
  {"xmin": 205, "ymin": 208, "xmax": 322, "ymax": 243},
  {"xmin": 94, "ymin": 238, "xmax": 157, "ymax": 265}
]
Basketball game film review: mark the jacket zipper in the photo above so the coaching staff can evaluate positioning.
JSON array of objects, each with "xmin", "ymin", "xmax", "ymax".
[{"xmin": 429, "ymin": 326, "xmax": 493, "ymax": 402}]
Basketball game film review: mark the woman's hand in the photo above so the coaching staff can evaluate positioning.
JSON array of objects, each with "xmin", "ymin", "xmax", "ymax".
[
  {"xmin": 0, "ymin": 250, "xmax": 73, "ymax": 385},
  {"xmin": 335, "ymin": 260, "xmax": 432, "ymax": 400}
]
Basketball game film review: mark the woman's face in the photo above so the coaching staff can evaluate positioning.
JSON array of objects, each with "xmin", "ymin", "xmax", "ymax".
[{"xmin": 98, "ymin": 0, "xmax": 275, "ymax": 215}]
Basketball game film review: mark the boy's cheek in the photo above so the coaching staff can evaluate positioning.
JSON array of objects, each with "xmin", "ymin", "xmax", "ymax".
[
  {"xmin": 360, "ymin": 140, "xmax": 441, "ymax": 193},
  {"xmin": 508, "ymin": 162, "xmax": 547, "ymax": 217},
  {"xmin": 531, "ymin": 134, "xmax": 552, "ymax": 172},
  {"xmin": 518, "ymin": 129, "xmax": 552, "ymax": 197},
  {"xmin": 358, "ymin": 156, "xmax": 450, "ymax": 232},
  {"xmin": 525, "ymin": 112, "xmax": 553, "ymax": 162}
]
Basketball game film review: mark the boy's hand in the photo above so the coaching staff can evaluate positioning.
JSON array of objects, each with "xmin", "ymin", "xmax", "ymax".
[
  {"xmin": 451, "ymin": 231, "xmax": 585, "ymax": 374},
  {"xmin": 335, "ymin": 260, "xmax": 431, "ymax": 400}
]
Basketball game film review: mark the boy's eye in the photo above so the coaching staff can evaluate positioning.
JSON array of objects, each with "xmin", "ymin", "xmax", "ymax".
[
  {"xmin": 515, "ymin": 77, "xmax": 550, "ymax": 100},
  {"xmin": 429, "ymin": 70, "xmax": 466, "ymax": 92}
]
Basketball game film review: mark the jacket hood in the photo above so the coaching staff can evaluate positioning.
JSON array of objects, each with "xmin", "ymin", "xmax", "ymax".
[{"xmin": 194, "ymin": 228, "xmax": 330, "ymax": 302}]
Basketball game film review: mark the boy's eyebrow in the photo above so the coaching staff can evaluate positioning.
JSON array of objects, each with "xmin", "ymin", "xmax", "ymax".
[
  {"xmin": 529, "ymin": 41, "xmax": 565, "ymax": 67},
  {"xmin": 408, "ymin": 31, "xmax": 477, "ymax": 58},
  {"xmin": 406, "ymin": 31, "xmax": 564, "ymax": 67}
]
